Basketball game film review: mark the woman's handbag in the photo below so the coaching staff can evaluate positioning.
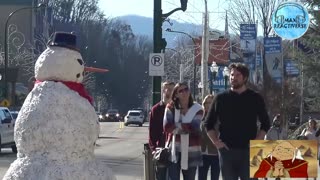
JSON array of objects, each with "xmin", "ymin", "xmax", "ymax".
[{"xmin": 152, "ymin": 135, "xmax": 172, "ymax": 166}]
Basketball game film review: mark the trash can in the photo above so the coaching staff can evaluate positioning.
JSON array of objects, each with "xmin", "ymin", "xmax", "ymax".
[{"xmin": 143, "ymin": 143, "xmax": 155, "ymax": 180}]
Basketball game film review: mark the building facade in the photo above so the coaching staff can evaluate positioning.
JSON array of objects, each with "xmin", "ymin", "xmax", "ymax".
[{"xmin": 0, "ymin": 0, "xmax": 53, "ymax": 106}]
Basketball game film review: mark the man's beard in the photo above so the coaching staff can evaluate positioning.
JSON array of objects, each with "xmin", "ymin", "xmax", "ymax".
[{"xmin": 231, "ymin": 82, "xmax": 245, "ymax": 89}]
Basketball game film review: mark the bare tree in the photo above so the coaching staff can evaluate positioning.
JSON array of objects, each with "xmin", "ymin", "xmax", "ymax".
[
  {"xmin": 228, "ymin": 0, "xmax": 285, "ymax": 37},
  {"xmin": 163, "ymin": 35, "xmax": 200, "ymax": 90},
  {"xmin": 49, "ymin": 0, "xmax": 104, "ymax": 24}
]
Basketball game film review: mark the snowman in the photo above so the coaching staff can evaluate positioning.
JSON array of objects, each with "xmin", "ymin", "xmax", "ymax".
[{"xmin": 3, "ymin": 32, "xmax": 116, "ymax": 180}]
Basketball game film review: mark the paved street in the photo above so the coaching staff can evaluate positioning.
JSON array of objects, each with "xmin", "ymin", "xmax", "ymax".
[
  {"xmin": 0, "ymin": 122, "xmax": 320, "ymax": 180},
  {"xmin": 0, "ymin": 122, "xmax": 149, "ymax": 180}
]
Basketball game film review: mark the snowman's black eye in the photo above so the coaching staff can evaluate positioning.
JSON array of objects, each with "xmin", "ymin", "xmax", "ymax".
[
  {"xmin": 77, "ymin": 59, "xmax": 83, "ymax": 65},
  {"xmin": 76, "ymin": 73, "xmax": 81, "ymax": 78}
]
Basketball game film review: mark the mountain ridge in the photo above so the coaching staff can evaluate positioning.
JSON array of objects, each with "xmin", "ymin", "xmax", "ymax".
[
  {"xmin": 116, "ymin": 15, "xmax": 228, "ymax": 47},
  {"xmin": 116, "ymin": 15, "xmax": 205, "ymax": 47}
]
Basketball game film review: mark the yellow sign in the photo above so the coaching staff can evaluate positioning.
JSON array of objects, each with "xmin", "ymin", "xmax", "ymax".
[{"xmin": 0, "ymin": 99, "xmax": 10, "ymax": 107}]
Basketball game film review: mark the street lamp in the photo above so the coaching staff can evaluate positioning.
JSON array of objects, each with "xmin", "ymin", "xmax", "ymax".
[
  {"xmin": 222, "ymin": 66, "xmax": 230, "ymax": 90},
  {"xmin": 165, "ymin": 28, "xmax": 196, "ymax": 45},
  {"xmin": 3, "ymin": 3, "xmax": 46, "ymax": 99},
  {"xmin": 209, "ymin": 62, "xmax": 219, "ymax": 94},
  {"xmin": 165, "ymin": 28, "xmax": 198, "ymax": 98}
]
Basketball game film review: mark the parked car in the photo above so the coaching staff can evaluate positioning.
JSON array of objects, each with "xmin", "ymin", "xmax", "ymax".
[
  {"xmin": 10, "ymin": 111, "xmax": 19, "ymax": 126},
  {"xmin": 103, "ymin": 109, "xmax": 121, "ymax": 122},
  {"xmin": 124, "ymin": 110, "xmax": 144, "ymax": 127},
  {"xmin": 0, "ymin": 107, "xmax": 17, "ymax": 153}
]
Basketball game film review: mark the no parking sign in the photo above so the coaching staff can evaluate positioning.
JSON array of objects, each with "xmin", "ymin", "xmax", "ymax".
[{"xmin": 149, "ymin": 53, "xmax": 164, "ymax": 76}]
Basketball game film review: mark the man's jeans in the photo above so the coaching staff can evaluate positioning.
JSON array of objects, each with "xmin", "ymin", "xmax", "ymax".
[
  {"xmin": 155, "ymin": 164, "xmax": 167, "ymax": 180},
  {"xmin": 218, "ymin": 147, "xmax": 257, "ymax": 180},
  {"xmin": 168, "ymin": 162, "xmax": 197, "ymax": 180},
  {"xmin": 198, "ymin": 155, "xmax": 220, "ymax": 180}
]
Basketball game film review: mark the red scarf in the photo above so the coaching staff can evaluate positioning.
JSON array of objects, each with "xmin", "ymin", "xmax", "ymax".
[{"xmin": 35, "ymin": 80, "xmax": 93, "ymax": 105}]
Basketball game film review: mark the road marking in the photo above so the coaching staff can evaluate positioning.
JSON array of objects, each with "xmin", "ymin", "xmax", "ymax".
[
  {"xmin": 115, "ymin": 128, "xmax": 124, "ymax": 132},
  {"xmin": 119, "ymin": 122, "xmax": 124, "ymax": 129}
]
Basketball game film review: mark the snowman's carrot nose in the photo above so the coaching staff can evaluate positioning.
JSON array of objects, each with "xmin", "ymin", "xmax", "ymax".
[{"xmin": 84, "ymin": 67, "xmax": 109, "ymax": 73}]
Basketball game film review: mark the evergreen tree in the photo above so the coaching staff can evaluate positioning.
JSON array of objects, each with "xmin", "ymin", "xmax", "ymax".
[{"xmin": 293, "ymin": 1, "xmax": 320, "ymax": 112}]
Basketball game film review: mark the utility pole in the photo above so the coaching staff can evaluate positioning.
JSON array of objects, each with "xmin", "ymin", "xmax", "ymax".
[
  {"xmin": 152, "ymin": 0, "xmax": 188, "ymax": 105},
  {"xmin": 201, "ymin": 0, "xmax": 209, "ymax": 101},
  {"xmin": 145, "ymin": 2, "xmax": 188, "ymax": 180},
  {"xmin": 300, "ymin": 54, "xmax": 304, "ymax": 125},
  {"xmin": 165, "ymin": 28, "xmax": 197, "ymax": 98},
  {"xmin": 179, "ymin": 64, "xmax": 184, "ymax": 82},
  {"xmin": 152, "ymin": 0, "xmax": 163, "ymax": 106}
]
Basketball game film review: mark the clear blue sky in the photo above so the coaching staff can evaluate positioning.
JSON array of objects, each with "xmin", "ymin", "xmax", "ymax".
[{"xmin": 99, "ymin": 0, "xmax": 230, "ymax": 31}]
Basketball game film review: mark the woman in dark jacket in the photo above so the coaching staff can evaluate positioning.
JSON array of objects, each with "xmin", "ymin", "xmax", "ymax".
[{"xmin": 198, "ymin": 95, "xmax": 220, "ymax": 180}]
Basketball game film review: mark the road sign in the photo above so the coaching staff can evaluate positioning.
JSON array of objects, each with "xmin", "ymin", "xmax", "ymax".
[
  {"xmin": 285, "ymin": 59, "xmax": 299, "ymax": 77},
  {"xmin": 264, "ymin": 37, "xmax": 282, "ymax": 54},
  {"xmin": 240, "ymin": 24, "xmax": 257, "ymax": 40},
  {"xmin": 0, "ymin": 99, "xmax": 10, "ymax": 107},
  {"xmin": 149, "ymin": 53, "xmax": 164, "ymax": 76}
]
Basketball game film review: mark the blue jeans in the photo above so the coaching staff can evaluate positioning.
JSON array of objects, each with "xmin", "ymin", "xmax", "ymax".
[
  {"xmin": 198, "ymin": 154, "xmax": 220, "ymax": 180},
  {"xmin": 168, "ymin": 162, "xmax": 197, "ymax": 180},
  {"xmin": 155, "ymin": 165, "xmax": 167, "ymax": 180},
  {"xmin": 218, "ymin": 147, "xmax": 257, "ymax": 180}
]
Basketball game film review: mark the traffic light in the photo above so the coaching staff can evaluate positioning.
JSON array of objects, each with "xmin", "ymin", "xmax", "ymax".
[{"xmin": 180, "ymin": 0, "xmax": 188, "ymax": 11}]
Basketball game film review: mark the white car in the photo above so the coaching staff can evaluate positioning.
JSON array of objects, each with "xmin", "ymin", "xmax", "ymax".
[
  {"xmin": 0, "ymin": 107, "xmax": 17, "ymax": 153},
  {"xmin": 124, "ymin": 110, "xmax": 144, "ymax": 127}
]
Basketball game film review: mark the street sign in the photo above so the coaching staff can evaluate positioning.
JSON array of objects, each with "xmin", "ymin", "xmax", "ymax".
[
  {"xmin": 149, "ymin": 53, "xmax": 164, "ymax": 76},
  {"xmin": 240, "ymin": 24, "xmax": 257, "ymax": 53},
  {"xmin": 0, "ymin": 99, "xmax": 10, "ymax": 107},
  {"xmin": 256, "ymin": 53, "xmax": 262, "ymax": 68},
  {"xmin": 240, "ymin": 24, "xmax": 257, "ymax": 40},
  {"xmin": 240, "ymin": 24, "xmax": 257, "ymax": 83},
  {"xmin": 285, "ymin": 59, "xmax": 299, "ymax": 77},
  {"xmin": 264, "ymin": 37, "xmax": 282, "ymax": 54},
  {"xmin": 264, "ymin": 37, "xmax": 283, "ymax": 84},
  {"xmin": 209, "ymin": 66, "xmax": 229, "ymax": 93}
]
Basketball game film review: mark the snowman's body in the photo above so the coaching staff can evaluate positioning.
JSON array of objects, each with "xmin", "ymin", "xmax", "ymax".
[{"xmin": 3, "ymin": 45, "xmax": 115, "ymax": 180}]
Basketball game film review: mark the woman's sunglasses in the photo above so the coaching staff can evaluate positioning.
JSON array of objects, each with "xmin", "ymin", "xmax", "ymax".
[{"xmin": 178, "ymin": 87, "xmax": 189, "ymax": 94}]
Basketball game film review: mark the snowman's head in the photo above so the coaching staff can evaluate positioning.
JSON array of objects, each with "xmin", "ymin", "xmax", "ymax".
[{"xmin": 35, "ymin": 32, "xmax": 85, "ymax": 83}]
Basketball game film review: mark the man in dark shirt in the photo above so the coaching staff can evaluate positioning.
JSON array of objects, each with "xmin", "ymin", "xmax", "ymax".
[
  {"xmin": 204, "ymin": 63, "xmax": 270, "ymax": 180},
  {"xmin": 149, "ymin": 81, "xmax": 174, "ymax": 180}
]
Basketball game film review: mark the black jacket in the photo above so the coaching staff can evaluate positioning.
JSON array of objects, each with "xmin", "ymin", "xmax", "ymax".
[{"xmin": 204, "ymin": 89, "xmax": 271, "ymax": 149}]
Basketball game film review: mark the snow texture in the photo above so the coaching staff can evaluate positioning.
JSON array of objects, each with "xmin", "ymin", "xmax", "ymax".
[
  {"xmin": 35, "ymin": 47, "xmax": 85, "ymax": 83},
  {"xmin": 3, "ymin": 47, "xmax": 116, "ymax": 180}
]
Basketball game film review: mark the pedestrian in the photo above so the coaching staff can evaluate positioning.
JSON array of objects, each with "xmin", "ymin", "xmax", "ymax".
[
  {"xmin": 264, "ymin": 114, "xmax": 286, "ymax": 180},
  {"xmin": 149, "ymin": 81, "xmax": 175, "ymax": 180},
  {"xmin": 300, "ymin": 118, "xmax": 317, "ymax": 140},
  {"xmin": 198, "ymin": 94, "xmax": 220, "ymax": 180},
  {"xmin": 163, "ymin": 82, "xmax": 203, "ymax": 180},
  {"xmin": 204, "ymin": 63, "xmax": 271, "ymax": 180},
  {"xmin": 265, "ymin": 114, "xmax": 287, "ymax": 140}
]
